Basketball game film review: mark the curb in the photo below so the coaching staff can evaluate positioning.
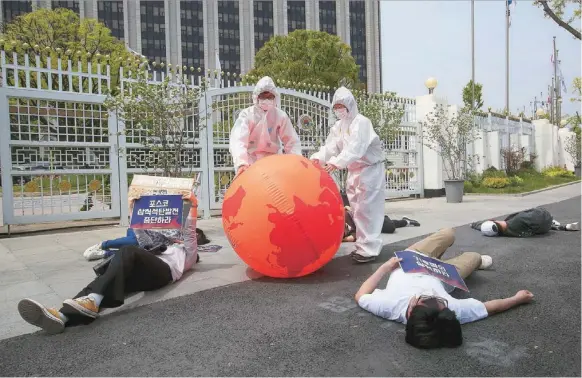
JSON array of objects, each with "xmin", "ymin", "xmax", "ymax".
[{"xmin": 466, "ymin": 180, "xmax": 581, "ymax": 197}]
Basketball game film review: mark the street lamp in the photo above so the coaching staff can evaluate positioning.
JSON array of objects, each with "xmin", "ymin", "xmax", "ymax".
[{"xmin": 425, "ymin": 77, "xmax": 437, "ymax": 94}]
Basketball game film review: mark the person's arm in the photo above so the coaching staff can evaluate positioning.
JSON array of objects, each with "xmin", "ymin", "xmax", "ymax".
[
  {"xmin": 328, "ymin": 118, "xmax": 374, "ymax": 169},
  {"xmin": 354, "ymin": 257, "xmax": 402, "ymax": 302},
  {"xmin": 229, "ymin": 111, "xmax": 252, "ymax": 172},
  {"xmin": 181, "ymin": 192, "xmax": 199, "ymax": 272},
  {"xmin": 310, "ymin": 125, "xmax": 340, "ymax": 164},
  {"xmin": 279, "ymin": 115, "xmax": 302, "ymax": 156},
  {"xmin": 484, "ymin": 290, "xmax": 534, "ymax": 315}
]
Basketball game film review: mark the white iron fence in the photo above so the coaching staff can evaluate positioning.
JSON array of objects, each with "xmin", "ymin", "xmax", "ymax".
[{"xmin": 0, "ymin": 51, "xmax": 422, "ymax": 226}]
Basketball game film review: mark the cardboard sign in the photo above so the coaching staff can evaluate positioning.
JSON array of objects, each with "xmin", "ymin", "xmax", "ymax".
[
  {"xmin": 394, "ymin": 250, "xmax": 469, "ymax": 292},
  {"xmin": 130, "ymin": 195, "xmax": 184, "ymax": 229},
  {"xmin": 128, "ymin": 174, "xmax": 199, "ymax": 199}
]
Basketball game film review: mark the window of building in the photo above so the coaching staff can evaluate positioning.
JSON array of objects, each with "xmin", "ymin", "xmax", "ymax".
[
  {"xmin": 319, "ymin": 1, "xmax": 336, "ymax": 35},
  {"xmin": 287, "ymin": 1, "xmax": 305, "ymax": 33},
  {"xmin": 180, "ymin": 0, "xmax": 204, "ymax": 71},
  {"xmin": 349, "ymin": 1, "xmax": 367, "ymax": 83},
  {"xmin": 2, "ymin": 1, "xmax": 32, "ymax": 24},
  {"xmin": 217, "ymin": 0, "xmax": 240, "ymax": 74},
  {"xmin": 98, "ymin": 1, "xmax": 124, "ymax": 41},
  {"xmin": 254, "ymin": 1, "xmax": 273, "ymax": 53},
  {"xmin": 52, "ymin": 1, "xmax": 79, "ymax": 14},
  {"xmin": 140, "ymin": 1, "xmax": 166, "ymax": 68}
]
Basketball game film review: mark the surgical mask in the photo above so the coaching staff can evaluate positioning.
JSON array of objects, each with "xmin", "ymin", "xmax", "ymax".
[
  {"xmin": 258, "ymin": 99, "xmax": 274, "ymax": 111},
  {"xmin": 334, "ymin": 108, "xmax": 348, "ymax": 120}
]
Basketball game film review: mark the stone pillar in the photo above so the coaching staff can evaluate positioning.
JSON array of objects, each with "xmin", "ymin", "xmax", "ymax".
[
  {"xmin": 533, "ymin": 119, "xmax": 553, "ymax": 170},
  {"xmin": 416, "ymin": 94, "xmax": 446, "ymax": 197}
]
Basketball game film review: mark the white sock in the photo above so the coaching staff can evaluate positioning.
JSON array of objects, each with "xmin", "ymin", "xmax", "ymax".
[
  {"xmin": 405, "ymin": 220, "xmax": 410, "ymax": 226},
  {"xmin": 88, "ymin": 293, "xmax": 104, "ymax": 307},
  {"xmin": 57, "ymin": 311, "xmax": 69, "ymax": 323}
]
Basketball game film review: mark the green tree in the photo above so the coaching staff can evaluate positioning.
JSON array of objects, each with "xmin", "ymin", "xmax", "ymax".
[
  {"xmin": 534, "ymin": 0, "xmax": 581, "ymax": 39},
  {"xmin": 0, "ymin": 8, "xmax": 136, "ymax": 92},
  {"xmin": 104, "ymin": 73, "xmax": 204, "ymax": 177},
  {"xmin": 247, "ymin": 29, "xmax": 361, "ymax": 90},
  {"xmin": 462, "ymin": 80, "xmax": 484, "ymax": 110},
  {"xmin": 571, "ymin": 77, "xmax": 581, "ymax": 102}
]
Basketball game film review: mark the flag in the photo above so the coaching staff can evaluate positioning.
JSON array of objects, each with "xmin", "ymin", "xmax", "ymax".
[
  {"xmin": 507, "ymin": 0, "xmax": 517, "ymax": 27},
  {"xmin": 559, "ymin": 63, "xmax": 567, "ymax": 93}
]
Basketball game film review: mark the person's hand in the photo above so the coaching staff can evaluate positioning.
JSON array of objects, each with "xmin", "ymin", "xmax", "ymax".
[
  {"xmin": 236, "ymin": 165, "xmax": 249, "ymax": 177},
  {"xmin": 182, "ymin": 192, "xmax": 198, "ymax": 207},
  {"xmin": 324, "ymin": 164, "xmax": 338, "ymax": 173},
  {"xmin": 380, "ymin": 257, "xmax": 402, "ymax": 272},
  {"xmin": 312, "ymin": 159, "xmax": 321, "ymax": 167},
  {"xmin": 514, "ymin": 290, "xmax": 534, "ymax": 304}
]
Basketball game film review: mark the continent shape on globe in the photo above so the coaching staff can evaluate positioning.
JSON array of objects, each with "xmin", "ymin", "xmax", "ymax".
[{"xmin": 222, "ymin": 154, "xmax": 345, "ymax": 278}]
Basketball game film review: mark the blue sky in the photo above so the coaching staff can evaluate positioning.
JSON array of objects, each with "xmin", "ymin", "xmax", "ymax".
[{"xmin": 380, "ymin": 0, "xmax": 581, "ymax": 117}]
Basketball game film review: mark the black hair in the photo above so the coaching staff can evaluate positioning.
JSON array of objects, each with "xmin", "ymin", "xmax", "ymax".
[
  {"xmin": 405, "ymin": 305, "xmax": 463, "ymax": 349},
  {"xmin": 196, "ymin": 228, "xmax": 210, "ymax": 245}
]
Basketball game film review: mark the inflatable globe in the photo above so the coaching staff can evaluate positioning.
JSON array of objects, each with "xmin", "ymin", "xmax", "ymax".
[{"xmin": 222, "ymin": 154, "xmax": 345, "ymax": 278}]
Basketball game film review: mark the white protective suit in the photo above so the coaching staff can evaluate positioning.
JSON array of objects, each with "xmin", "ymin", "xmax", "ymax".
[
  {"xmin": 310, "ymin": 87, "xmax": 386, "ymax": 257},
  {"xmin": 229, "ymin": 76, "xmax": 302, "ymax": 171}
]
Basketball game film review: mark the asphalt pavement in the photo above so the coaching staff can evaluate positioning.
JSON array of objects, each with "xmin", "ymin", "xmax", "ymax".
[{"xmin": 0, "ymin": 197, "xmax": 580, "ymax": 377}]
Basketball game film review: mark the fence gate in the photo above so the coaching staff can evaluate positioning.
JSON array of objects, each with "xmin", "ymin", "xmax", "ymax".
[
  {"xmin": 201, "ymin": 86, "xmax": 334, "ymax": 214},
  {"xmin": 0, "ymin": 88, "xmax": 123, "ymax": 226}
]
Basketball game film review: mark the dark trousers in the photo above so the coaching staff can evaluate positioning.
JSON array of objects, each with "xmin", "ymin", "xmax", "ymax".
[
  {"xmin": 381, "ymin": 215, "xmax": 407, "ymax": 234},
  {"xmin": 60, "ymin": 245, "xmax": 173, "ymax": 326}
]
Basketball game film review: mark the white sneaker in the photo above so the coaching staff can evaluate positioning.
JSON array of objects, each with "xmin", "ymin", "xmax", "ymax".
[
  {"xmin": 566, "ymin": 222, "xmax": 580, "ymax": 231},
  {"xmin": 479, "ymin": 255, "xmax": 493, "ymax": 270},
  {"xmin": 83, "ymin": 243, "xmax": 105, "ymax": 261}
]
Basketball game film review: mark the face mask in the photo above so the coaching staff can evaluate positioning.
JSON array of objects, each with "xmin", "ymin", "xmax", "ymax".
[
  {"xmin": 259, "ymin": 99, "xmax": 274, "ymax": 111},
  {"xmin": 334, "ymin": 108, "xmax": 348, "ymax": 120}
]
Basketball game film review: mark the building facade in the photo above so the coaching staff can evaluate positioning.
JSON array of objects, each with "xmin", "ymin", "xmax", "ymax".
[{"xmin": 0, "ymin": 0, "xmax": 381, "ymax": 92}]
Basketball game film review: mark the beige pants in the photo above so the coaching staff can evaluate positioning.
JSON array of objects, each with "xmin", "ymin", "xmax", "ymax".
[{"xmin": 407, "ymin": 228, "xmax": 482, "ymax": 279}]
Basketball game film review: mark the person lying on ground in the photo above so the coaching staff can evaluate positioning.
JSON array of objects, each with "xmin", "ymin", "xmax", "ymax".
[
  {"xmin": 471, "ymin": 207, "xmax": 580, "ymax": 237},
  {"xmin": 17, "ymin": 192, "xmax": 200, "ymax": 335},
  {"xmin": 355, "ymin": 227, "xmax": 534, "ymax": 349},
  {"xmin": 341, "ymin": 192, "xmax": 420, "ymax": 242},
  {"xmin": 83, "ymin": 226, "xmax": 210, "ymax": 261}
]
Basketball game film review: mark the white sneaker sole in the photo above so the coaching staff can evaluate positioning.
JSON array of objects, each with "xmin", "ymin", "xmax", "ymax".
[
  {"xmin": 479, "ymin": 255, "xmax": 493, "ymax": 270},
  {"xmin": 18, "ymin": 299, "xmax": 65, "ymax": 335},
  {"xmin": 62, "ymin": 299, "xmax": 99, "ymax": 318}
]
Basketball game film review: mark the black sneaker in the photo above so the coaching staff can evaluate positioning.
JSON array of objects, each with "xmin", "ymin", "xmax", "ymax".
[
  {"xmin": 350, "ymin": 251, "xmax": 376, "ymax": 263},
  {"xmin": 402, "ymin": 216, "xmax": 420, "ymax": 227}
]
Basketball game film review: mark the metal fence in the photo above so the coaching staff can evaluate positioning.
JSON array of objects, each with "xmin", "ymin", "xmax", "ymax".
[{"xmin": 0, "ymin": 51, "xmax": 422, "ymax": 226}]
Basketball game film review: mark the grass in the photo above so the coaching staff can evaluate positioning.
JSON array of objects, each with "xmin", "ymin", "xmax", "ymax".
[
  {"xmin": 8, "ymin": 174, "xmax": 111, "ymax": 196},
  {"xmin": 465, "ymin": 168, "xmax": 580, "ymax": 194}
]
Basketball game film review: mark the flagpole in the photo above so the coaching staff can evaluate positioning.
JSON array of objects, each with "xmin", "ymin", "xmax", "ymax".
[
  {"xmin": 505, "ymin": 0, "xmax": 510, "ymax": 115},
  {"xmin": 471, "ymin": 0, "xmax": 475, "ymax": 110}
]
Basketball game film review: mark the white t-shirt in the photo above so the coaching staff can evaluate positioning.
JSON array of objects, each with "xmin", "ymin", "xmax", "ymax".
[
  {"xmin": 357, "ymin": 268, "xmax": 488, "ymax": 324},
  {"xmin": 156, "ymin": 215, "xmax": 198, "ymax": 282}
]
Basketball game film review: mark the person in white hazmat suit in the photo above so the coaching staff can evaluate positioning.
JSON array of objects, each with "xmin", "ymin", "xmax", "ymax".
[
  {"xmin": 229, "ymin": 76, "xmax": 302, "ymax": 176},
  {"xmin": 310, "ymin": 86, "xmax": 386, "ymax": 263}
]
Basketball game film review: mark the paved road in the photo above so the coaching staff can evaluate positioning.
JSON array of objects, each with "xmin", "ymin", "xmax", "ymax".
[{"xmin": 0, "ymin": 197, "xmax": 580, "ymax": 377}]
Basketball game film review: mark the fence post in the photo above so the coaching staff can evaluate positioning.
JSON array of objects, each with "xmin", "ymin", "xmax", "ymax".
[
  {"xmin": 115, "ymin": 112, "xmax": 130, "ymax": 226},
  {"xmin": 0, "ymin": 89, "xmax": 13, "ymax": 227},
  {"xmin": 198, "ymin": 90, "xmax": 212, "ymax": 219},
  {"xmin": 417, "ymin": 120, "xmax": 425, "ymax": 198}
]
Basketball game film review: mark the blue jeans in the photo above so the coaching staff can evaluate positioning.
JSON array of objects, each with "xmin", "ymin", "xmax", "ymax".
[{"xmin": 101, "ymin": 228, "xmax": 138, "ymax": 250}]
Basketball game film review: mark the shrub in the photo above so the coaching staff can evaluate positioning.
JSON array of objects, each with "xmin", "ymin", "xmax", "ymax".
[
  {"xmin": 501, "ymin": 146, "xmax": 527, "ymax": 176},
  {"xmin": 464, "ymin": 181, "xmax": 475, "ymax": 193},
  {"xmin": 541, "ymin": 166, "xmax": 575, "ymax": 178},
  {"xmin": 509, "ymin": 176, "xmax": 524, "ymax": 186},
  {"xmin": 467, "ymin": 172, "xmax": 482, "ymax": 187},
  {"xmin": 482, "ymin": 177, "xmax": 510, "ymax": 188},
  {"xmin": 483, "ymin": 166, "xmax": 507, "ymax": 178}
]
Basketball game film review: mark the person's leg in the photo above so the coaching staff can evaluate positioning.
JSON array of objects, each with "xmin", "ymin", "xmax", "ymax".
[
  {"xmin": 350, "ymin": 163, "xmax": 386, "ymax": 262},
  {"xmin": 442, "ymin": 252, "xmax": 483, "ymax": 279},
  {"xmin": 60, "ymin": 246, "xmax": 172, "ymax": 323},
  {"xmin": 407, "ymin": 228, "xmax": 455, "ymax": 259},
  {"xmin": 101, "ymin": 228, "xmax": 138, "ymax": 250},
  {"xmin": 381, "ymin": 216, "xmax": 396, "ymax": 234}
]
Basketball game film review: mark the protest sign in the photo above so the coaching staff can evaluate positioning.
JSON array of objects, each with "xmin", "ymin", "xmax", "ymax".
[
  {"xmin": 394, "ymin": 250, "xmax": 469, "ymax": 292},
  {"xmin": 128, "ymin": 174, "xmax": 200, "ymax": 199},
  {"xmin": 130, "ymin": 195, "xmax": 184, "ymax": 229}
]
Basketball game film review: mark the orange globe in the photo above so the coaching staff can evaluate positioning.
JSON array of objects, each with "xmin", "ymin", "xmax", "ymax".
[{"xmin": 222, "ymin": 154, "xmax": 345, "ymax": 278}]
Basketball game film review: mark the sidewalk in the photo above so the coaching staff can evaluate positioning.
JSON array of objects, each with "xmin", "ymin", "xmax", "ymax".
[{"xmin": 0, "ymin": 183, "xmax": 579, "ymax": 340}]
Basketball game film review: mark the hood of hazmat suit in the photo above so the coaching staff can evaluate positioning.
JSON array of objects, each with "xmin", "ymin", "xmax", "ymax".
[
  {"xmin": 229, "ymin": 76, "xmax": 302, "ymax": 171},
  {"xmin": 310, "ymin": 86, "xmax": 384, "ymax": 171}
]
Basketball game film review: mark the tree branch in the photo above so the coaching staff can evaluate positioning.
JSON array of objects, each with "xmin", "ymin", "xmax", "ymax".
[{"xmin": 539, "ymin": 0, "xmax": 581, "ymax": 39}]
